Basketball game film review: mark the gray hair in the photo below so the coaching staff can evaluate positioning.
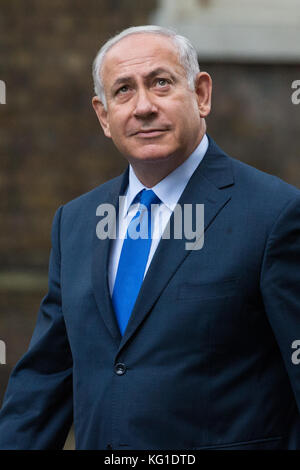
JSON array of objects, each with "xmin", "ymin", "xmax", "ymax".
[{"xmin": 92, "ymin": 25, "xmax": 200, "ymax": 109}]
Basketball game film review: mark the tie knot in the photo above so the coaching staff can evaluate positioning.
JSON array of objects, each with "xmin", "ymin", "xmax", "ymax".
[{"xmin": 137, "ymin": 189, "xmax": 161, "ymax": 209}]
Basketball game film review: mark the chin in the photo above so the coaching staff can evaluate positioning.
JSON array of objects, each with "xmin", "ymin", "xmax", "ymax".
[{"xmin": 131, "ymin": 146, "xmax": 177, "ymax": 163}]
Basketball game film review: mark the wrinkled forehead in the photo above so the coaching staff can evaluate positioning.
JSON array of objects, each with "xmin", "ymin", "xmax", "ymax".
[{"xmin": 101, "ymin": 33, "xmax": 182, "ymax": 78}]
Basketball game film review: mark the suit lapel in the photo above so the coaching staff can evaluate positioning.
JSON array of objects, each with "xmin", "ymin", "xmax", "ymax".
[
  {"xmin": 91, "ymin": 169, "xmax": 129, "ymax": 345},
  {"xmin": 117, "ymin": 136, "xmax": 235, "ymax": 353}
]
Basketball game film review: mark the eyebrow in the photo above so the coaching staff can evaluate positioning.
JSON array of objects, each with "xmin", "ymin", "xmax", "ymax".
[
  {"xmin": 146, "ymin": 67, "xmax": 176, "ymax": 81},
  {"xmin": 111, "ymin": 67, "xmax": 176, "ymax": 91}
]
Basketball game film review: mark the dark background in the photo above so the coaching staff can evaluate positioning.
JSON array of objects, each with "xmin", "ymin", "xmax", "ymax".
[{"xmin": 0, "ymin": 0, "xmax": 299, "ymax": 448}]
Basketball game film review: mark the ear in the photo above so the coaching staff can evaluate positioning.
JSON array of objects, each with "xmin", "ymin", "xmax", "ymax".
[
  {"xmin": 92, "ymin": 96, "xmax": 111, "ymax": 138},
  {"xmin": 194, "ymin": 72, "xmax": 212, "ymax": 118}
]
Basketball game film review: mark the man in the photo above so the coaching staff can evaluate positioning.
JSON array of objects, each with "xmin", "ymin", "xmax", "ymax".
[{"xmin": 0, "ymin": 25, "xmax": 299, "ymax": 450}]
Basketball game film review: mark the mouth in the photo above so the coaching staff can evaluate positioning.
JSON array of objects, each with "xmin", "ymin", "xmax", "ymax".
[{"xmin": 132, "ymin": 129, "xmax": 169, "ymax": 138}]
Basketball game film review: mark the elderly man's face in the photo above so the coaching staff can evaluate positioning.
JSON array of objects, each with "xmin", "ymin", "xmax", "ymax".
[{"xmin": 93, "ymin": 34, "xmax": 211, "ymax": 167}]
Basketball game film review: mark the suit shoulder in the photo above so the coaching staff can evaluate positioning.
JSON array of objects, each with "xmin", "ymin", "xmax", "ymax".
[
  {"xmin": 50, "ymin": 172, "xmax": 126, "ymax": 229},
  {"xmin": 229, "ymin": 155, "xmax": 300, "ymax": 202},
  {"xmin": 206, "ymin": 136, "xmax": 300, "ymax": 202},
  {"xmin": 61, "ymin": 173, "xmax": 124, "ymax": 212}
]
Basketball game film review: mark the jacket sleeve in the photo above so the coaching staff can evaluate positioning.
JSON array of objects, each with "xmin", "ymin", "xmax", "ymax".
[
  {"xmin": 261, "ymin": 194, "xmax": 300, "ymax": 413},
  {"xmin": 0, "ymin": 206, "xmax": 73, "ymax": 449}
]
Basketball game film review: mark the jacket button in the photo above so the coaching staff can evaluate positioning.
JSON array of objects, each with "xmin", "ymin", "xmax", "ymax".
[
  {"xmin": 115, "ymin": 363, "xmax": 126, "ymax": 375},
  {"xmin": 106, "ymin": 444, "xmax": 113, "ymax": 450}
]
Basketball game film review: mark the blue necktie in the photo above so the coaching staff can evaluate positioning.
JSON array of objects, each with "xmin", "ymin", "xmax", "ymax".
[{"xmin": 112, "ymin": 189, "xmax": 161, "ymax": 336}]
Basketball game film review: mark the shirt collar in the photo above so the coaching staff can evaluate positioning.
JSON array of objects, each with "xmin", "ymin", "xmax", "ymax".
[{"xmin": 125, "ymin": 133, "xmax": 209, "ymax": 213}]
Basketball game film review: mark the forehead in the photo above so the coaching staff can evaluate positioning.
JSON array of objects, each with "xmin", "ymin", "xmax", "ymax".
[{"xmin": 101, "ymin": 34, "xmax": 184, "ymax": 82}]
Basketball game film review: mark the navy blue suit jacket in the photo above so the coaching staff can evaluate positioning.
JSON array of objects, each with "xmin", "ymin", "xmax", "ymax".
[{"xmin": 0, "ymin": 136, "xmax": 300, "ymax": 449}]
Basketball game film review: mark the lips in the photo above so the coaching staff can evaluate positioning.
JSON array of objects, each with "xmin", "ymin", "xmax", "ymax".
[{"xmin": 132, "ymin": 128, "xmax": 169, "ymax": 137}]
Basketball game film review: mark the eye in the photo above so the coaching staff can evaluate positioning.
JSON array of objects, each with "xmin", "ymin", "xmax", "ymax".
[
  {"xmin": 156, "ymin": 78, "xmax": 170, "ymax": 87},
  {"xmin": 116, "ymin": 85, "xmax": 130, "ymax": 95}
]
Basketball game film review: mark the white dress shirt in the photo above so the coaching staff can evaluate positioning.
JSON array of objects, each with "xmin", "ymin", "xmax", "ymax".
[{"xmin": 108, "ymin": 133, "xmax": 209, "ymax": 296}]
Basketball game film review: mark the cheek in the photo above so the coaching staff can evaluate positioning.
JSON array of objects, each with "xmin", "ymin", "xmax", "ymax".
[
  {"xmin": 107, "ymin": 108, "xmax": 127, "ymax": 135},
  {"xmin": 108, "ymin": 119, "xmax": 125, "ymax": 142},
  {"xmin": 169, "ymin": 97, "xmax": 200, "ymax": 127},
  {"xmin": 176, "ymin": 115, "xmax": 198, "ymax": 140},
  {"xmin": 108, "ymin": 121, "xmax": 134, "ymax": 154}
]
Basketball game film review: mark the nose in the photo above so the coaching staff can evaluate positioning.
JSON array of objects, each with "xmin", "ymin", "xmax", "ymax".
[{"xmin": 133, "ymin": 88, "xmax": 158, "ymax": 119}]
